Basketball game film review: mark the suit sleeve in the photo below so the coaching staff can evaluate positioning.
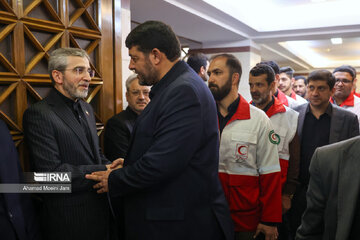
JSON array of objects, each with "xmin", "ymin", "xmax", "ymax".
[
  {"xmin": 296, "ymin": 149, "xmax": 325, "ymax": 240},
  {"xmin": 104, "ymin": 117, "xmax": 130, "ymax": 161},
  {"xmin": 283, "ymin": 132, "xmax": 300, "ymax": 195},
  {"xmin": 108, "ymin": 84, "xmax": 204, "ymax": 197},
  {"xmin": 257, "ymin": 117, "xmax": 282, "ymax": 223},
  {"xmin": 23, "ymin": 106, "xmax": 106, "ymax": 193}
]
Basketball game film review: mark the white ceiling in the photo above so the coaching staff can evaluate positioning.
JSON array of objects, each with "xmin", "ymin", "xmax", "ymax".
[{"xmin": 130, "ymin": 0, "xmax": 360, "ymax": 72}]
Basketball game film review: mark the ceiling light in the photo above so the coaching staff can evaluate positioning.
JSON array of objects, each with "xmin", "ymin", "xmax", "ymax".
[
  {"xmin": 331, "ymin": 38, "xmax": 343, "ymax": 44},
  {"xmin": 311, "ymin": 0, "xmax": 327, "ymax": 3}
]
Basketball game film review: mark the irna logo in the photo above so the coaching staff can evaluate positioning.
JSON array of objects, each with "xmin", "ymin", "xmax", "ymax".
[{"xmin": 33, "ymin": 172, "xmax": 71, "ymax": 182}]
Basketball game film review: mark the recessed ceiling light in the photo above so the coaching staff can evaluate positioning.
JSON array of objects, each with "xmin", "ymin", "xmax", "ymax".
[{"xmin": 331, "ymin": 38, "xmax": 343, "ymax": 44}]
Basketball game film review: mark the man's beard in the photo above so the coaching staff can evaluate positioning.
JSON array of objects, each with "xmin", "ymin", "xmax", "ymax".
[
  {"xmin": 137, "ymin": 58, "xmax": 158, "ymax": 86},
  {"xmin": 251, "ymin": 92, "xmax": 269, "ymax": 106},
  {"xmin": 209, "ymin": 76, "xmax": 232, "ymax": 101},
  {"xmin": 63, "ymin": 78, "xmax": 88, "ymax": 99}
]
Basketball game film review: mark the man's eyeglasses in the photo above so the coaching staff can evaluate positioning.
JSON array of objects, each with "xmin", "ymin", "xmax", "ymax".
[
  {"xmin": 335, "ymin": 78, "xmax": 352, "ymax": 84},
  {"xmin": 130, "ymin": 90, "xmax": 150, "ymax": 97},
  {"xmin": 65, "ymin": 67, "xmax": 95, "ymax": 78}
]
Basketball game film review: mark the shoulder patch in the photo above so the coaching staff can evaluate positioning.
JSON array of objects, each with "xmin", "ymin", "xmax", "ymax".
[{"xmin": 269, "ymin": 130, "xmax": 280, "ymax": 145}]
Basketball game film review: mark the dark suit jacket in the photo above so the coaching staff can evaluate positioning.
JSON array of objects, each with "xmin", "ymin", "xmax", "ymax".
[
  {"xmin": 294, "ymin": 103, "xmax": 359, "ymax": 144},
  {"xmin": 108, "ymin": 61, "xmax": 234, "ymax": 240},
  {"xmin": 296, "ymin": 136, "xmax": 360, "ymax": 240},
  {"xmin": 0, "ymin": 120, "xmax": 40, "ymax": 240},
  {"xmin": 104, "ymin": 106, "xmax": 137, "ymax": 160},
  {"xmin": 23, "ymin": 89, "xmax": 111, "ymax": 240}
]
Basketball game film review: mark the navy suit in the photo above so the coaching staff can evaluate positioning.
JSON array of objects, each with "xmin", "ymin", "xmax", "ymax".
[
  {"xmin": 108, "ymin": 61, "xmax": 234, "ymax": 240},
  {"xmin": 0, "ymin": 120, "xmax": 40, "ymax": 240}
]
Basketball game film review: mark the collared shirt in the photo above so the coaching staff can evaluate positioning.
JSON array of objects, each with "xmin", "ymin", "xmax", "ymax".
[
  {"xmin": 300, "ymin": 103, "xmax": 332, "ymax": 185},
  {"xmin": 54, "ymin": 89, "xmax": 94, "ymax": 151},
  {"xmin": 54, "ymin": 88, "xmax": 80, "ymax": 120},
  {"xmin": 218, "ymin": 96, "xmax": 240, "ymax": 135}
]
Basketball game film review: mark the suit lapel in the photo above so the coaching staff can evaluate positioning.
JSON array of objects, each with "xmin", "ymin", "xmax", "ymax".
[
  {"xmin": 46, "ymin": 89, "xmax": 94, "ymax": 158},
  {"xmin": 125, "ymin": 98, "xmax": 154, "ymax": 164},
  {"xmin": 80, "ymin": 101, "xmax": 100, "ymax": 162},
  {"xmin": 336, "ymin": 142, "xmax": 360, "ymax": 239},
  {"xmin": 329, "ymin": 106, "xmax": 341, "ymax": 143},
  {"xmin": 297, "ymin": 104, "xmax": 307, "ymax": 141}
]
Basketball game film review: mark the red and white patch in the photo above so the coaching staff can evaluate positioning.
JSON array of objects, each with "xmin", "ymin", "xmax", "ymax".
[{"xmin": 235, "ymin": 144, "xmax": 248, "ymax": 160}]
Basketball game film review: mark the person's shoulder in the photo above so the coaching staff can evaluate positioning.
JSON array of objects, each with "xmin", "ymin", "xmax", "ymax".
[
  {"xmin": 24, "ymin": 98, "xmax": 49, "ymax": 116},
  {"xmin": 333, "ymin": 104, "xmax": 357, "ymax": 118},
  {"xmin": 295, "ymin": 94, "xmax": 308, "ymax": 104},
  {"xmin": 292, "ymin": 102, "xmax": 308, "ymax": 112},
  {"xmin": 249, "ymin": 104, "xmax": 270, "ymax": 120},
  {"xmin": 107, "ymin": 110, "xmax": 132, "ymax": 125},
  {"xmin": 318, "ymin": 136, "xmax": 360, "ymax": 157}
]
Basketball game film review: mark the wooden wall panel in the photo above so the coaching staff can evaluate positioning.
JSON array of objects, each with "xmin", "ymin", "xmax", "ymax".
[{"xmin": 0, "ymin": 0, "xmax": 122, "ymax": 170}]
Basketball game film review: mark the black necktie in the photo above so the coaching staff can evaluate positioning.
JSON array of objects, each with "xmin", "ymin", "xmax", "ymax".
[{"xmin": 73, "ymin": 101, "xmax": 94, "ymax": 150}]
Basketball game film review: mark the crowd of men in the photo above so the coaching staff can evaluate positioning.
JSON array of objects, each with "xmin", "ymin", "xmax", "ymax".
[{"xmin": 1, "ymin": 20, "xmax": 360, "ymax": 240}]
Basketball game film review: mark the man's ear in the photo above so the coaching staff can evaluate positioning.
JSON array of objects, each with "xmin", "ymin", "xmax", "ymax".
[
  {"xmin": 330, "ymin": 87, "xmax": 336, "ymax": 96},
  {"xmin": 270, "ymin": 81, "xmax": 276, "ymax": 93},
  {"xmin": 353, "ymin": 78, "xmax": 357, "ymax": 91},
  {"xmin": 126, "ymin": 91, "xmax": 130, "ymax": 102},
  {"xmin": 150, "ymin": 48, "xmax": 162, "ymax": 65},
  {"xmin": 200, "ymin": 66, "xmax": 206, "ymax": 75},
  {"xmin": 232, "ymin": 72, "xmax": 240, "ymax": 86},
  {"xmin": 52, "ymin": 70, "xmax": 63, "ymax": 84}
]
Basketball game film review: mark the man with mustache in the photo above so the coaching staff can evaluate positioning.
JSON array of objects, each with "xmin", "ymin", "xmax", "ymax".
[
  {"xmin": 86, "ymin": 21, "xmax": 234, "ymax": 240},
  {"xmin": 330, "ymin": 65, "xmax": 360, "ymax": 127},
  {"xmin": 289, "ymin": 70, "xmax": 359, "ymax": 239},
  {"xmin": 260, "ymin": 61, "xmax": 301, "ymax": 109},
  {"xmin": 23, "ymin": 48, "xmax": 121, "ymax": 240},
  {"xmin": 104, "ymin": 74, "xmax": 150, "ymax": 160},
  {"xmin": 249, "ymin": 64, "xmax": 300, "ymax": 239},
  {"xmin": 208, "ymin": 54, "xmax": 282, "ymax": 240},
  {"xmin": 293, "ymin": 76, "xmax": 307, "ymax": 99}
]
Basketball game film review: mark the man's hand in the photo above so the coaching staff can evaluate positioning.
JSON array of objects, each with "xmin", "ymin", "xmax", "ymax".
[
  {"xmin": 282, "ymin": 194, "xmax": 292, "ymax": 213},
  {"xmin": 254, "ymin": 223, "xmax": 278, "ymax": 240},
  {"xmin": 85, "ymin": 170, "xmax": 112, "ymax": 193},
  {"xmin": 106, "ymin": 158, "xmax": 124, "ymax": 170}
]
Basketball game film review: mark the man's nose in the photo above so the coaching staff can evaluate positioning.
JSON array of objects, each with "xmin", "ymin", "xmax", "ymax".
[
  {"xmin": 129, "ymin": 61, "xmax": 135, "ymax": 70},
  {"xmin": 138, "ymin": 91, "xmax": 145, "ymax": 99}
]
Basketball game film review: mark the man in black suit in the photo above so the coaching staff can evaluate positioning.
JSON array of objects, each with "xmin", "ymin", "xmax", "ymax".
[
  {"xmin": 289, "ymin": 69, "xmax": 359, "ymax": 238},
  {"xmin": 23, "ymin": 48, "xmax": 120, "ymax": 240},
  {"xmin": 0, "ymin": 119, "xmax": 40, "ymax": 240},
  {"xmin": 104, "ymin": 74, "xmax": 150, "ymax": 160},
  {"xmin": 186, "ymin": 53, "xmax": 209, "ymax": 82},
  {"xmin": 86, "ymin": 21, "xmax": 234, "ymax": 240},
  {"xmin": 296, "ymin": 136, "xmax": 360, "ymax": 239}
]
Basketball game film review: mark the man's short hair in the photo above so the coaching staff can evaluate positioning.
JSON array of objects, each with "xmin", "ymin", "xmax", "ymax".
[
  {"xmin": 125, "ymin": 21, "xmax": 181, "ymax": 62},
  {"xmin": 48, "ymin": 48, "xmax": 90, "ymax": 85},
  {"xmin": 210, "ymin": 53, "xmax": 242, "ymax": 86},
  {"xmin": 125, "ymin": 74, "xmax": 139, "ymax": 91},
  {"xmin": 333, "ymin": 65, "xmax": 356, "ymax": 81},
  {"xmin": 186, "ymin": 53, "xmax": 208, "ymax": 73},
  {"xmin": 294, "ymin": 75, "xmax": 308, "ymax": 85},
  {"xmin": 280, "ymin": 66, "xmax": 295, "ymax": 79},
  {"xmin": 308, "ymin": 70, "xmax": 335, "ymax": 90},
  {"xmin": 251, "ymin": 64, "xmax": 275, "ymax": 85},
  {"xmin": 260, "ymin": 61, "xmax": 280, "ymax": 74}
]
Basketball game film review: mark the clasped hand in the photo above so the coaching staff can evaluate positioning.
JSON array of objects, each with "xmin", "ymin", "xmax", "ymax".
[{"xmin": 85, "ymin": 158, "xmax": 123, "ymax": 193}]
